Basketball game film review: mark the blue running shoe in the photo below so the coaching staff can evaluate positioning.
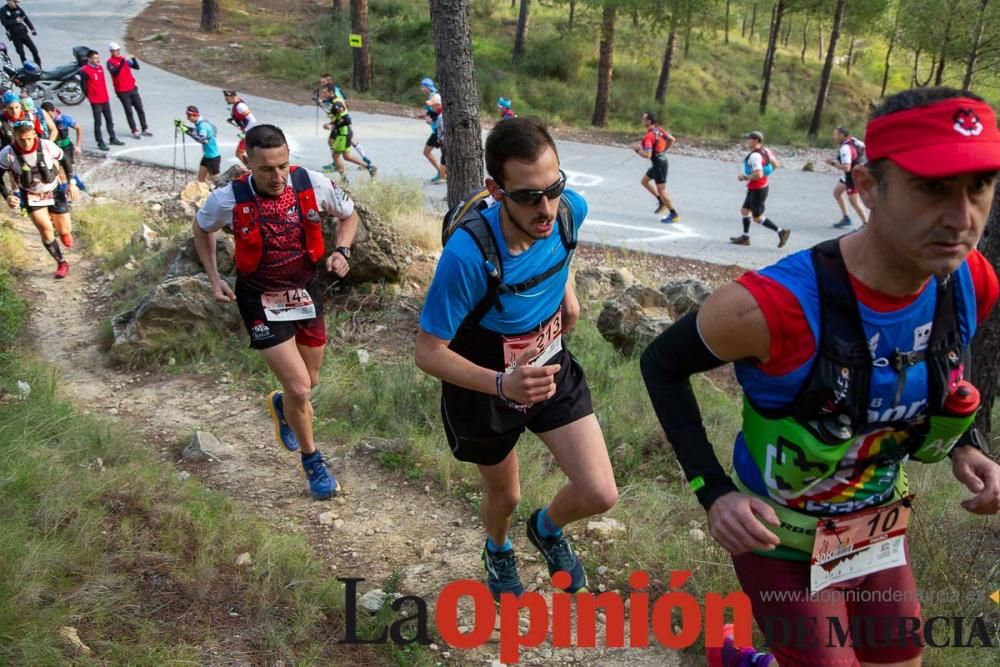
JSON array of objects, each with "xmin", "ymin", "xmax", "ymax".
[
  {"xmin": 301, "ymin": 450, "xmax": 340, "ymax": 500},
  {"xmin": 482, "ymin": 542, "xmax": 524, "ymax": 602},
  {"xmin": 526, "ymin": 508, "xmax": 588, "ymax": 593},
  {"xmin": 833, "ymin": 216, "xmax": 853, "ymax": 228},
  {"xmin": 321, "ymin": 162, "xmax": 336, "ymax": 172},
  {"xmin": 268, "ymin": 390, "xmax": 300, "ymax": 452},
  {"xmin": 659, "ymin": 212, "xmax": 681, "ymax": 224}
]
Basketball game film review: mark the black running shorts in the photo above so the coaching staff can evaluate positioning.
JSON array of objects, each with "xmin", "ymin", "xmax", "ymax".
[
  {"xmin": 426, "ymin": 131, "xmax": 441, "ymax": 148},
  {"xmin": 20, "ymin": 186, "xmax": 70, "ymax": 215},
  {"xmin": 441, "ymin": 349, "xmax": 594, "ymax": 466},
  {"xmin": 235, "ymin": 278, "xmax": 327, "ymax": 350},
  {"xmin": 841, "ymin": 171, "xmax": 857, "ymax": 194},
  {"xmin": 645, "ymin": 157, "xmax": 669, "ymax": 184},
  {"xmin": 742, "ymin": 186, "xmax": 768, "ymax": 217},
  {"xmin": 201, "ymin": 155, "xmax": 222, "ymax": 175}
]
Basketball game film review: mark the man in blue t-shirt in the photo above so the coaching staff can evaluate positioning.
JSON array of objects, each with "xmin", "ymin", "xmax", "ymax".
[
  {"xmin": 176, "ymin": 104, "xmax": 221, "ymax": 183},
  {"xmin": 415, "ymin": 117, "xmax": 618, "ymax": 603}
]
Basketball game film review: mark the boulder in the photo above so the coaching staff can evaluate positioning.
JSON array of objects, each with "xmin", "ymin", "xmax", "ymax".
[
  {"xmin": 181, "ymin": 431, "xmax": 222, "ymax": 462},
  {"xmin": 660, "ymin": 278, "xmax": 711, "ymax": 318},
  {"xmin": 215, "ymin": 164, "xmax": 249, "ymax": 188},
  {"xmin": 157, "ymin": 197, "xmax": 198, "ymax": 221},
  {"xmin": 596, "ymin": 285, "xmax": 674, "ymax": 355},
  {"xmin": 574, "ymin": 266, "xmax": 635, "ymax": 300},
  {"xmin": 164, "ymin": 232, "xmax": 235, "ymax": 279},
  {"xmin": 179, "ymin": 180, "xmax": 211, "ymax": 208},
  {"xmin": 110, "ymin": 274, "xmax": 240, "ymax": 363},
  {"xmin": 322, "ymin": 199, "xmax": 412, "ymax": 284},
  {"xmin": 130, "ymin": 223, "xmax": 160, "ymax": 251}
]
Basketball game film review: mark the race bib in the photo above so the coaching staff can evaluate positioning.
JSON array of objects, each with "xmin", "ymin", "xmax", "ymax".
[
  {"xmin": 26, "ymin": 190, "xmax": 55, "ymax": 207},
  {"xmin": 261, "ymin": 288, "xmax": 316, "ymax": 322},
  {"xmin": 810, "ymin": 495, "xmax": 913, "ymax": 594},
  {"xmin": 502, "ymin": 309, "xmax": 563, "ymax": 373}
]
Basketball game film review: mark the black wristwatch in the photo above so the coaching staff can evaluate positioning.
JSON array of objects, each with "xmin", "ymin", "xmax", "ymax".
[{"xmin": 334, "ymin": 246, "xmax": 351, "ymax": 260}]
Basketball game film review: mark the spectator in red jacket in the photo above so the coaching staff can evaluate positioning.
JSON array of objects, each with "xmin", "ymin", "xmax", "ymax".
[
  {"xmin": 106, "ymin": 42, "xmax": 151, "ymax": 139},
  {"xmin": 81, "ymin": 49, "xmax": 122, "ymax": 151}
]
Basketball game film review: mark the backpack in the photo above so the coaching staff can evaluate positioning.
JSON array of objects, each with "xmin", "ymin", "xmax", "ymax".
[
  {"xmin": 847, "ymin": 137, "xmax": 866, "ymax": 165},
  {"xmin": 441, "ymin": 189, "xmax": 577, "ymax": 326}
]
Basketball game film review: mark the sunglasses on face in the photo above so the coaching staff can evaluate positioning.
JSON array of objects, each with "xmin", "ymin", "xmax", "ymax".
[{"xmin": 498, "ymin": 169, "xmax": 567, "ymax": 206}]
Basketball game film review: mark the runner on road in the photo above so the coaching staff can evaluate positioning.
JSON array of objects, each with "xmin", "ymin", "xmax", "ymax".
[
  {"xmin": 176, "ymin": 105, "xmax": 220, "ymax": 184},
  {"xmin": 313, "ymin": 74, "xmax": 375, "ymax": 170},
  {"xmin": 193, "ymin": 124, "xmax": 360, "ymax": 500},
  {"xmin": 632, "ymin": 111, "xmax": 680, "ymax": 223},
  {"xmin": 730, "ymin": 130, "xmax": 789, "ymax": 247},
  {"xmin": 497, "ymin": 96, "xmax": 516, "ymax": 120},
  {"xmin": 642, "ymin": 87, "xmax": 1000, "ymax": 666},
  {"xmin": 320, "ymin": 89, "xmax": 376, "ymax": 182},
  {"xmin": 0, "ymin": 120, "xmax": 80, "ymax": 278},
  {"xmin": 416, "ymin": 117, "xmax": 618, "ymax": 601},
  {"xmin": 828, "ymin": 125, "xmax": 869, "ymax": 228},
  {"xmin": 224, "ymin": 90, "xmax": 257, "ymax": 167},
  {"xmin": 420, "ymin": 77, "xmax": 446, "ymax": 184},
  {"xmin": 41, "ymin": 101, "xmax": 85, "ymax": 190}
]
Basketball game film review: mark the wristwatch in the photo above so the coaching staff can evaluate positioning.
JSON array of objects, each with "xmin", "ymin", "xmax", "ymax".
[{"xmin": 334, "ymin": 246, "xmax": 351, "ymax": 260}]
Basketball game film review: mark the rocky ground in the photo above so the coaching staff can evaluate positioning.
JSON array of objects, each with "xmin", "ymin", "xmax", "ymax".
[{"xmin": 6, "ymin": 156, "xmax": 743, "ymax": 665}]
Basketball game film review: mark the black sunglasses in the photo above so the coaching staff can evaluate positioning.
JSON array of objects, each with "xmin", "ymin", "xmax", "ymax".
[{"xmin": 498, "ymin": 170, "xmax": 567, "ymax": 206}]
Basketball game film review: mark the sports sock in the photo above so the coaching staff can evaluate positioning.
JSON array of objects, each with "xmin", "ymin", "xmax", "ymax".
[
  {"xmin": 353, "ymin": 142, "xmax": 369, "ymax": 161},
  {"xmin": 486, "ymin": 537, "xmax": 513, "ymax": 553},
  {"xmin": 669, "ymin": 208, "xmax": 678, "ymax": 216},
  {"xmin": 43, "ymin": 240, "xmax": 63, "ymax": 262},
  {"xmin": 537, "ymin": 507, "xmax": 562, "ymax": 539},
  {"xmin": 742, "ymin": 217, "xmax": 751, "ymax": 234},
  {"xmin": 761, "ymin": 218, "xmax": 779, "ymax": 232}
]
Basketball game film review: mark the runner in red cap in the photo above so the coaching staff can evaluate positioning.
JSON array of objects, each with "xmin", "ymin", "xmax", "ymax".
[{"xmin": 642, "ymin": 87, "xmax": 1000, "ymax": 666}]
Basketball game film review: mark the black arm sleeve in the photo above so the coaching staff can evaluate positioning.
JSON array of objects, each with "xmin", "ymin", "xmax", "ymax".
[
  {"xmin": 640, "ymin": 311, "xmax": 740, "ymax": 511},
  {"xmin": 59, "ymin": 150, "xmax": 73, "ymax": 179},
  {"xmin": 106, "ymin": 61, "xmax": 122, "ymax": 76},
  {"xmin": 0, "ymin": 171, "xmax": 11, "ymax": 198}
]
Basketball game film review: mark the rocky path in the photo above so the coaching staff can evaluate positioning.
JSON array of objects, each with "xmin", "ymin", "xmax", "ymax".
[{"xmin": 12, "ymin": 192, "xmax": 684, "ymax": 666}]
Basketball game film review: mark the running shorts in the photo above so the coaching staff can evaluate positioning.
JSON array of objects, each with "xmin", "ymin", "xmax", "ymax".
[
  {"xmin": 330, "ymin": 129, "xmax": 353, "ymax": 154},
  {"xmin": 201, "ymin": 155, "xmax": 222, "ymax": 175},
  {"xmin": 235, "ymin": 278, "xmax": 327, "ymax": 350},
  {"xmin": 841, "ymin": 171, "xmax": 857, "ymax": 195},
  {"xmin": 742, "ymin": 186, "xmax": 768, "ymax": 218},
  {"xmin": 426, "ymin": 131, "xmax": 441, "ymax": 149},
  {"xmin": 733, "ymin": 543, "xmax": 923, "ymax": 666},
  {"xmin": 441, "ymin": 348, "xmax": 594, "ymax": 466},
  {"xmin": 645, "ymin": 157, "xmax": 669, "ymax": 184},
  {"xmin": 20, "ymin": 185, "xmax": 69, "ymax": 215}
]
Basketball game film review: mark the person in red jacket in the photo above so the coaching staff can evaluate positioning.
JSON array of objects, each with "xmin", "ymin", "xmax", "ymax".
[
  {"xmin": 106, "ymin": 42, "xmax": 150, "ymax": 140},
  {"xmin": 81, "ymin": 49, "xmax": 122, "ymax": 151}
]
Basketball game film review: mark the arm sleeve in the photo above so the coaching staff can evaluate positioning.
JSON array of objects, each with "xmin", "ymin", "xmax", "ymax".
[
  {"xmin": 307, "ymin": 169, "xmax": 356, "ymax": 220},
  {"xmin": 418, "ymin": 235, "xmax": 488, "ymax": 341},
  {"xmin": 106, "ymin": 60, "xmax": 122, "ymax": 75},
  {"xmin": 195, "ymin": 187, "xmax": 235, "ymax": 233},
  {"xmin": 640, "ymin": 312, "xmax": 739, "ymax": 510},
  {"xmin": 129, "ymin": 58, "xmax": 139, "ymax": 69}
]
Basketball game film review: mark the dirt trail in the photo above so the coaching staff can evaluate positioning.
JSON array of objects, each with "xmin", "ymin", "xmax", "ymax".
[{"xmin": 12, "ymin": 196, "xmax": 683, "ymax": 666}]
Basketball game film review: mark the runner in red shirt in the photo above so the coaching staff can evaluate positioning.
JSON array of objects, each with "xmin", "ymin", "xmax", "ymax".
[{"xmin": 632, "ymin": 111, "xmax": 680, "ymax": 223}]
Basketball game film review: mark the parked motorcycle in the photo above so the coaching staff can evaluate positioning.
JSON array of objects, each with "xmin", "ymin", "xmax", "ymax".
[{"xmin": 2, "ymin": 46, "xmax": 87, "ymax": 106}]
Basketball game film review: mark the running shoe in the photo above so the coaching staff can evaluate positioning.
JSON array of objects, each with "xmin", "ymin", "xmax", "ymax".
[
  {"xmin": 430, "ymin": 173, "xmax": 446, "ymax": 184},
  {"xmin": 730, "ymin": 234, "xmax": 751, "ymax": 245},
  {"xmin": 482, "ymin": 542, "xmax": 524, "ymax": 602},
  {"xmin": 109, "ymin": 138, "xmax": 125, "ymax": 146},
  {"xmin": 301, "ymin": 450, "xmax": 340, "ymax": 500},
  {"xmin": 777, "ymin": 229, "xmax": 791, "ymax": 248},
  {"xmin": 660, "ymin": 212, "xmax": 681, "ymax": 224},
  {"xmin": 526, "ymin": 508, "xmax": 588, "ymax": 593},
  {"xmin": 54, "ymin": 261, "xmax": 69, "ymax": 279},
  {"xmin": 268, "ymin": 390, "xmax": 300, "ymax": 451},
  {"xmin": 833, "ymin": 216, "xmax": 853, "ymax": 228},
  {"xmin": 367, "ymin": 165, "xmax": 378, "ymax": 178},
  {"xmin": 59, "ymin": 233, "xmax": 73, "ymax": 249},
  {"xmin": 363, "ymin": 156, "xmax": 373, "ymax": 167},
  {"xmin": 706, "ymin": 623, "xmax": 775, "ymax": 667},
  {"xmin": 321, "ymin": 163, "xmax": 337, "ymax": 172}
]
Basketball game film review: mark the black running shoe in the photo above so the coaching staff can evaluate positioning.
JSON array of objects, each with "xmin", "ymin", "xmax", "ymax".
[{"xmin": 482, "ymin": 542, "xmax": 524, "ymax": 602}]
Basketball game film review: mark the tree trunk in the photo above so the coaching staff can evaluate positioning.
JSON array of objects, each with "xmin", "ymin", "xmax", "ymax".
[
  {"xmin": 568, "ymin": 0, "xmax": 576, "ymax": 30},
  {"xmin": 760, "ymin": 0, "xmax": 786, "ymax": 114},
  {"xmin": 817, "ymin": 19, "xmax": 824, "ymax": 60},
  {"xmin": 725, "ymin": 0, "xmax": 731, "ymax": 44},
  {"xmin": 633, "ymin": 6, "xmax": 639, "ymax": 29},
  {"xmin": 332, "ymin": 0, "xmax": 347, "ymax": 22},
  {"xmin": 846, "ymin": 35, "xmax": 855, "ymax": 75},
  {"xmin": 934, "ymin": 14, "xmax": 951, "ymax": 86},
  {"xmin": 592, "ymin": 4, "xmax": 616, "ymax": 127},
  {"xmin": 200, "ymin": 0, "xmax": 220, "ymax": 32},
  {"xmin": 912, "ymin": 49, "xmax": 936, "ymax": 87},
  {"xmin": 655, "ymin": 10, "xmax": 679, "ymax": 103},
  {"xmin": 683, "ymin": 1, "xmax": 693, "ymax": 59},
  {"xmin": 808, "ymin": 0, "xmax": 846, "ymax": 137},
  {"xmin": 762, "ymin": 3, "xmax": 778, "ymax": 78},
  {"xmin": 782, "ymin": 19, "xmax": 792, "ymax": 46},
  {"xmin": 742, "ymin": 10, "xmax": 747, "ymax": 38},
  {"xmin": 512, "ymin": 0, "xmax": 530, "ymax": 62},
  {"xmin": 429, "ymin": 0, "xmax": 484, "ymax": 208},
  {"xmin": 801, "ymin": 12, "xmax": 810, "ymax": 63},
  {"xmin": 963, "ymin": 0, "xmax": 990, "ymax": 90},
  {"xmin": 351, "ymin": 0, "xmax": 372, "ymax": 91},
  {"xmin": 972, "ymin": 186, "xmax": 1000, "ymax": 437},
  {"xmin": 880, "ymin": 2, "xmax": 900, "ymax": 97},
  {"xmin": 749, "ymin": 2, "xmax": 758, "ymax": 40}
]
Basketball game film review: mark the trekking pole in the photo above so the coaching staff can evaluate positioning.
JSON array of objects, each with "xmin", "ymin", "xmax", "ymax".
[
  {"xmin": 172, "ymin": 125, "xmax": 178, "ymax": 190},
  {"xmin": 315, "ymin": 100, "xmax": 319, "ymax": 136},
  {"xmin": 181, "ymin": 130, "xmax": 188, "ymax": 175}
]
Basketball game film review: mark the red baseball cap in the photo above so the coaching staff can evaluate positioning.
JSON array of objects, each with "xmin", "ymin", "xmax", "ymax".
[{"xmin": 864, "ymin": 97, "xmax": 1000, "ymax": 178}]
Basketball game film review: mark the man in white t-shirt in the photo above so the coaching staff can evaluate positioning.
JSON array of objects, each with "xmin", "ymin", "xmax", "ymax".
[
  {"xmin": 827, "ymin": 126, "xmax": 869, "ymax": 228},
  {"xmin": 0, "ymin": 120, "xmax": 80, "ymax": 278},
  {"xmin": 193, "ymin": 123, "xmax": 359, "ymax": 501},
  {"xmin": 730, "ymin": 130, "xmax": 790, "ymax": 248}
]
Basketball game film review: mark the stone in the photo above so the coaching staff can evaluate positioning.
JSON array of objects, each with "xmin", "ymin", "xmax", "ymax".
[
  {"xmin": 358, "ymin": 588, "xmax": 390, "ymax": 614},
  {"xmin": 660, "ymin": 278, "xmax": 711, "ymax": 318},
  {"xmin": 354, "ymin": 437, "xmax": 406, "ymax": 455},
  {"xmin": 234, "ymin": 552, "xmax": 252, "ymax": 567},
  {"xmin": 574, "ymin": 266, "xmax": 635, "ymax": 300},
  {"xmin": 58, "ymin": 626, "xmax": 91, "ymax": 655},
  {"xmin": 179, "ymin": 180, "xmax": 211, "ymax": 208},
  {"xmin": 586, "ymin": 517, "xmax": 626, "ymax": 539},
  {"xmin": 689, "ymin": 528, "xmax": 706, "ymax": 542},
  {"xmin": 596, "ymin": 284, "xmax": 673, "ymax": 355},
  {"xmin": 164, "ymin": 233, "xmax": 235, "ymax": 279},
  {"xmin": 181, "ymin": 431, "xmax": 222, "ymax": 462},
  {"xmin": 319, "ymin": 511, "xmax": 337, "ymax": 526},
  {"xmin": 355, "ymin": 349, "xmax": 371, "ymax": 365},
  {"xmin": 802, "ymin": 160, "xmax": 816, "ymax": 172},
  {"xmin": 131, "ymin": 223, "xmax": 160, "ymax": 250},
  {"xmin": 215, "ymin": 164, "xmax": 250, "ymax": 188},
  {"xmin": 110, "ymin": 274, "xmax": 241, "ymax": 363},
  {"xmin": 321, "ymin": 199, "xmax": 412, "ymax": 285}
]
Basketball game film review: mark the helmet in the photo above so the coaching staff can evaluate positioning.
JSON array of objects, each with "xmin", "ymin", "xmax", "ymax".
[
  {"xmin": 420, "ymin": 77, "xmax": 436, "ymax": 91},
  {"xmin": 2, "ymin": 91, "xmax": 19, "ymax": 105},
  {"xmin": 22, "ymin": 61, "xmax": 39, "ymax": 75},
  {"xmin": 497, "ymin": 96, "xmax": 512, "ymax": 109}
]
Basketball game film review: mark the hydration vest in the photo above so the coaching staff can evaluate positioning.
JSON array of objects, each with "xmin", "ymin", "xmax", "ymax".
[
  {"xmin": 12, "ymin": 139, "xmax": 58, "ymax": 189},
  {"xmin": 441, "ymin": 189, "xmax": 577, "ymax": 326},
  {"xmin": 743, "ymin": 148, "xmax": 774, "ymax": 177},
  {"xmin": 649, "ymin": 126, "xmax": 670, "ymax": 157},
  {"xmin": 841, "ymin": 137, "xmax": 866, "ymax": 168},
  {"xmin": 230, "ymin": 167, "xmax": 324, "ymax": 275},
  {"xmin": 230, "ymin": 100, "xmax": 252, "ymax": 131}
]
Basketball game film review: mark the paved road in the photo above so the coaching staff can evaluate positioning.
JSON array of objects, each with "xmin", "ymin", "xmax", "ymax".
[{"xmin": 30, "ymin": 0, "xmax": 851, "ymax": 269}]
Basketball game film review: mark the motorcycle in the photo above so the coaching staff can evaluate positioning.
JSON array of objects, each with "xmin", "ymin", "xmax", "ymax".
[
  {"xmin": 0, "ymin": 42, "xmax": 13, "ymax": 92},
  {"xmin": 2, "ymin": 46, "xmax": 87, "ymax": 106}
]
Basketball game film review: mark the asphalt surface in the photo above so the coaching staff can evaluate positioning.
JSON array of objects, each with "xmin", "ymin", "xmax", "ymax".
[{"xmin": 30, "ymin": 0, "xmax": 852, "ymax": 269}]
